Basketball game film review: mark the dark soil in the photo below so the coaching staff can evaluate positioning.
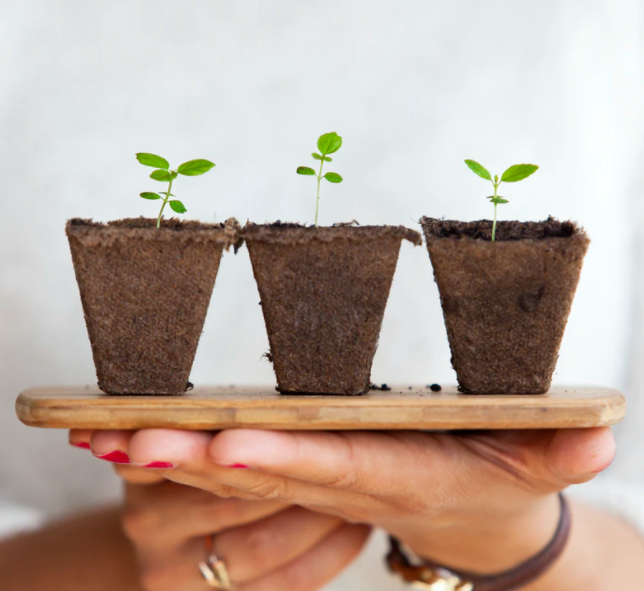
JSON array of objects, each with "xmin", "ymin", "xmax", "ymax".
[
  {"xmin": 423, "ymin": 216, "xmax": 577, "ymax": 241},
  {"xmin": 67, "ymin": 217, "xmax": 240, "ymax": 395},
  {"xmin": 421, "ymin": 217, "xmax": 589, "ymax": 394},
  {"xmin": 243, "ymin": 223, "xmax": 421, "ymax": 395}
]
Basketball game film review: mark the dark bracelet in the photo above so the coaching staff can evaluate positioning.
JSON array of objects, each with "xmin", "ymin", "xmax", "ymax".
[{"xmin": 386, "ymin": 493, "xmax": 571, "ymax": 591}]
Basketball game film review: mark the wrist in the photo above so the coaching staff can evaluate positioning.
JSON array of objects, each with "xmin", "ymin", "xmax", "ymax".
[{"xmin": 400, "ymin": 494, "xmax": 561, "ymax": 574}]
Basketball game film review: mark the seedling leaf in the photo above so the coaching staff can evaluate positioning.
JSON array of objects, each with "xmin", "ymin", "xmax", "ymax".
[
  {"xmin": 465, "ymin": 157, "xmax": 539, "ymax": 241},
  {"xmin": 501, "ymin": 164, "xmax": 539, "ymax": 183},
  {"xmin": 297, "ymin": 166, "xmax": 316, "ymax": 175},
  {"xmin": 136, "ymin": 153, "xmax": 169, "ymax": 170},
  {"xmin": 150, "ymin": 169, "xmax": 177, "ymax": 182},
  {"xmin": 312, "ymin": 153, "xmax": 323, "ymax": 160},
  {"xmin": 177, "ymin": 159, "xmax": 216, "ymax": 176},
  {"xmin": 324, "ymin": 172, "xmax": 343, "ymax": 183},
  {"xmin": 169, "ymin": 200, "xmax": 187, "ymax": 213},
  {"xmin": 140, "ymin": 192, "xmax": 161, "ymax": 200},
  {"xmin": 464, "ymin": 159, "xmax": 492, "ymax": 181},
  {"xmin": 317, "ymin": 132, "xmax": 343, "ymax": 155}
]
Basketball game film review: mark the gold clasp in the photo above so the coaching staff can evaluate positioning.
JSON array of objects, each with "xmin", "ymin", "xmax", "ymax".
[{"xmin": 409, "ymin": 567, "xmax": 474, "ymax": 591}]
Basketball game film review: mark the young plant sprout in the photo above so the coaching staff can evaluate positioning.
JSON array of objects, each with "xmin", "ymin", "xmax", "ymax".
[
  {"xmin": 296, "ymin": 132, "xmax": 343, "ymax": 227},
  {"xmin": 136, "ymin": 153, "xmax": 216, "ymax": 228},
  {"xmin": 464, "ymin": 160, "xmax": 539, "ymax": 241}
]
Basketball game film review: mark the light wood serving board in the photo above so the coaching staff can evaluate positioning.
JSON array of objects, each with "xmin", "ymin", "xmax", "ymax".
[{"xmin": 16, "ymin": 385, "xmax": 625, "ymax": 431}]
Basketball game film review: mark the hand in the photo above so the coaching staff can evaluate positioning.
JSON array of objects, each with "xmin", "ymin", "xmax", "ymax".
[
  {"xmin": 69, "ymin": 430, "xmax": 370, "ymax": 591},
  {"xmin": 84, "ymin": 427, "xmax": 615, "ymax": 575}
]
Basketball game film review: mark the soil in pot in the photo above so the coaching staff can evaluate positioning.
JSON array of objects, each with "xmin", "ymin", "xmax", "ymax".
[
  {"xmin": 66, "ymin": 217, "xmax": 241, "ymax": 395},
  {"xmin": 243, "ymin": 223, "xmax": 421, "ymax": 395},
  {"xmin": 421, "ymin": 217, "xmax": 589, "ymax": 394}
]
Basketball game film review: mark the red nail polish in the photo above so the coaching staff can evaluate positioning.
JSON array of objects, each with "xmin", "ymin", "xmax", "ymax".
[
  {"xmin": 71, "ymin": 441, "xmax": 91, "ymax": 449},
  {"xmin": 226, "ymin": 463, "xmax": 249, "ymax": 469},
  {"xmin": 97, "ymin": 451, "xmax": 130, "ymax": 464},
  {"xmin": 143, "ymin": 461, "xmax": 175, "ymax": 469}
]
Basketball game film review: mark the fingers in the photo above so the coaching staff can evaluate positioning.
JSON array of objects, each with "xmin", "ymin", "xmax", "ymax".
[
  {"xmin": 124, "ymin": 481, "xmax": 287, "ymax": 552},
  {"xmin": 129, "ymin": 492, "xmax": 364, "ymax": 591},
  {"xmin": 123, "ymin": 429, "xmax": 263, "ymax": 500},
  {"xmin": 136, "ymin": 519, "xmax": 369, "ymax": 591},
  {"xmin": 214, "ymin": 506, "xmax": 343, "ymax": 584},
  {"xmin": 207, "ymin": 429, "xmax": 437, "ymax": 497},
  {"xmin": 242, "ymin": 523, "xmax": 371, "ymax": 591},
  {"xmin": 68, "ymin": 429, "xmax": 93, "ymax": 449},
  {"xmin": 91, "ymin": 430, "xmax": 167, "ymax": 484},
  {"xmin": 125, "ymin": 429, "xmax": 389, "ymax": 523},
  {"xmin": 90, "ymin": 430, "xmax": 135, "ymax": 463},
  {"xmin": 127, "ymin": 428, "xmax": 448, "ymax": 500}
]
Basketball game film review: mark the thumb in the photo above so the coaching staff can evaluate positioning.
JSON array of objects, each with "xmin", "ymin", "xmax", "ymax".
[{"xmin": 545, "ymin": 428, "xmax": 616, "ymax": 485}]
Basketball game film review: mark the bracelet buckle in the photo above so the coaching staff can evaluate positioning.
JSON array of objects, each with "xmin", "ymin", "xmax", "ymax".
[{"xmin": 409, "ymin": 566, "xmax": 473, "ymax": 591}]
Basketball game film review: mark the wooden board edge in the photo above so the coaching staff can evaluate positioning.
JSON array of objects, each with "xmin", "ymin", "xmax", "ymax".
[{"xmin": 15, "ymin": 391, "xmax": 627, "ymax": 431}]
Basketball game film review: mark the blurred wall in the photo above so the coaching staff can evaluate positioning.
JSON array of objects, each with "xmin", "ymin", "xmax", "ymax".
[{"xmin": 1, "ymin": 0, "xmax": 643, "ymax": 587}]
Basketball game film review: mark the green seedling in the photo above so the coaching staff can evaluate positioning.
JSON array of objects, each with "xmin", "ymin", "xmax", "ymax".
[
  {"xmin": 464, "ymin": 160, "xmax": 539, "ymax": 241},
  {"xmin": 296, "ymin": 132, "xmax": 344, "ymax": 227},
  {"xmin": 136, "ymin": 153, "xmax": 216, "ymax": 228}
]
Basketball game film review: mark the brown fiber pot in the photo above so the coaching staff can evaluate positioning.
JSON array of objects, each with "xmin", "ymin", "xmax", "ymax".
[
  {"xmin": 421, "ymin": 217, "xmax": 589, "ymax": 394},
  {"xmin": 243, "ymin": 223, "xmax": 421, "ymax": 395},
  {"xmin": 67, "ymin": 217, "xmax": 241, "ymax": 395}
]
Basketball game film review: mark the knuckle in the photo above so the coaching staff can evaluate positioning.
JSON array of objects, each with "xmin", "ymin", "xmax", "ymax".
[
  {"xmin": 321, "ymin": 468, "xmax": 359, "ymax": 490},
  {"xmin": 314, "ymin": 433, "xmax": 360, "ymax": 490},
  {"xmin": 244, "ymin": 478, "xmax": 287, "ymax": 501},
  {"xmin": 200, "ymin": 481, "xmax": 242, "ymax": 499}
]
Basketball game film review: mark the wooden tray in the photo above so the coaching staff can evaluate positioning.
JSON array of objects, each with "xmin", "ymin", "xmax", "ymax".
[{"xmin": 16, "ymin": 385, "xmax": 626, "ymax": 431}]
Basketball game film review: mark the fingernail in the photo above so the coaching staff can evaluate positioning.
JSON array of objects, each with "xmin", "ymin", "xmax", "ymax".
[
  {"xmin": 141, "ymin": 461, "xmax": 175, "ymax": 469},
  {"xmin": 71, "ymin": 441, "xmax": 91, "ymax": 450},
  {"xmin": 225, "ymin": 463, "xmax": 249, "ymax": 469},
  {"xmin": 97, "ymin": 451, "xmax": 130, "ymax": 464}
]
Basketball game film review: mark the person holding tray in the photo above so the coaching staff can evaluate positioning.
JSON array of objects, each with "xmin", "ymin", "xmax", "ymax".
[
  {"xmin": 3, "ymin": 0, "xmax": 644, "ymax": 590},
  {"xmin": 1, "ymin": 425, "xmax": 642, "ymax": 590}
]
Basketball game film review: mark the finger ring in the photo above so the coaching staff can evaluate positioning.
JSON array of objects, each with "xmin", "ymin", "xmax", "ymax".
[{"xmin": 198, "ymin": 535, "xmax": 236, "ymax": 590}]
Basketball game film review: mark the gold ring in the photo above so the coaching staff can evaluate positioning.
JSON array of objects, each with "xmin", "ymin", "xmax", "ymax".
[{"xmin": 198, "ymin": 536, "xmax": 236, "ymax": 590}]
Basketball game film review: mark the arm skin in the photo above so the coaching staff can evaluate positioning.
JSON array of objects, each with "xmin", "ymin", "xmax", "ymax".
[
  {"xmin": 0, "ymin": 506, "xmax": 143, "ymax": 591},
  {"xmin": 524, "ymin": 500, "xmax": 644, "ymax": 590}
]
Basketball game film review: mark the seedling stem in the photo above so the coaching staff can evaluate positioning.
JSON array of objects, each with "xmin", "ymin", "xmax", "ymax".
[
  {"xmin": 156, "ymin": 178, "xmax": 174, "ymax": 229},
  {"xmin": 297, "ymin": 132, "xmax": 344, "ymax": 227},
  {"xmin": 492, "ymin": 174, "xmax": 499, "ymax": 241},
  {"xmin": 315, "ymin": 158, "xmax": 325, "ymax": 226}
]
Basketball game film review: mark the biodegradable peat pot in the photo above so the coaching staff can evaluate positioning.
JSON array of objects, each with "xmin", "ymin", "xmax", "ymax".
[
  {"xmin": 66, "ymin": 217, "xmax": 241, "ymax": 395},
  {"xmin": 243, "ymin": 223, "xmax": 422, "ymax": 395},
  {"xmin": 421, "ymin": 217, "xmax": 589, "ymax": 394}
]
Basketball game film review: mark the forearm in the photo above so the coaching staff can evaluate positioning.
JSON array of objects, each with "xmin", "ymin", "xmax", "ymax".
[
  {"xmin": 531, "ymin": 500, "xmax": 644, "ymax": 590},
  {"xmin": 0, "ymin": 505, "xmax": 142, "ymax": 591},
  {"xmin": 408, "ymin": 498, "xmax": 644, "ymax": 590}
]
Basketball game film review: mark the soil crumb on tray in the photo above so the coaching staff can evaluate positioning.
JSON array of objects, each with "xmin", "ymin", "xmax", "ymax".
[{"xmin": 369, "ymin": 383, "xmax": 392, "ymax": 391}]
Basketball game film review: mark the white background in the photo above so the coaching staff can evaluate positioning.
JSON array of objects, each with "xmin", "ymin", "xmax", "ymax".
[{"xmin": 1, "ymin": 1, "xmax": 643, "ymax": 588}]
